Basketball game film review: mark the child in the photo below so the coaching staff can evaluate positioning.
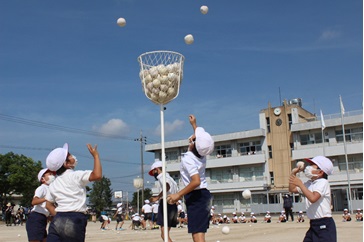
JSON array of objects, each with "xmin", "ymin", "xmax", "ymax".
[
  {"xmin": 297, "ymin": 211, "xmax": 305, "ymax": 223},
  {"xmin": 167, "ymin": 114, "xmax": 214, "ymax": 242},
  {"xmin": 26, "ymin": 168, "xmax": 55, "ymax": 242},
  {"xmin": 355, "ymin": 208, "xmax": 363, "ymax": 222},
  {"xmin": 149, "ymin": 160, "xmax": 178, "ymax": 242},
  {"xmin": 141, "ymin": 199, "xmax": 153, "ymax": 229},
  {"xmin": 263, "ymin": 211, "xmax": 271, "ymax": 223},
  {"xmin": 238, "ymin": 212, "xmax": 247, "ymax": 223},
  {"xmin": 277, "ymin": 211, "xmax": 287, "ymax": 223},
  {"xmin": 342, "ymin": 208, "xmax": 351, "ymax": 222},
  {"xmin": 231, "ymin": 212, "xmax": 238, "ymax": 223},
  {"xmin": 113, "ymin": 203, "xmax": 125, "ymax": 230},
  {"xmin": 248, "ymin": 212, "xmax": 257, "ymax": 223},
  {"xmin": 151, "ymin": 201, "xmax": 159, "ymax": 229},
  {"xmin": 289, "ymin": 156, "xmax": 337, "ymax": 241},
  {"xmin": 45, "ymin": 143, "xmax": 102, "ymax": 242}
]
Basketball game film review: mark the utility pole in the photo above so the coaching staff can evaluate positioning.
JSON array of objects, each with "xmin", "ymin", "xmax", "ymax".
[{"xmin": 135, "ymin": 130, "xmax": 147, "ymax": 204}]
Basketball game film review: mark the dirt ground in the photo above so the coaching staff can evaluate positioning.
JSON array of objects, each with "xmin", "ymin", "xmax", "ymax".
[{"xmin": 0, "ymin": 213, "xmax": 362, "ymax": 242}]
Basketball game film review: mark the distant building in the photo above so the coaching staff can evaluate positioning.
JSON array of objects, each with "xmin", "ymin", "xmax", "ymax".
[{"xmin": 145, "ymin": 99, "xmax": 363, "ymax": 214}]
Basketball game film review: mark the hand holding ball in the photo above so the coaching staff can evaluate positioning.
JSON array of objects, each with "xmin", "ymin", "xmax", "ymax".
[
  {"xmin": 184, "ymin": 34, "xmax": 194, "ymax": 45},
  {"xmin": 296, "ymin": 161, "xmax": 305, "ymax": 171},
  {"xmin": 117, "ymin": 18, "xmax": 126, "ymax": 27}
]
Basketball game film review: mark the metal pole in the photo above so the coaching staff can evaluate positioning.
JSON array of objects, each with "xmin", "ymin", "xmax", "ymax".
[
  {"xmin": 160, "ymin": 104, "xmax": 168, "ymax": 242},
  {"xmin": 140, "ymin": 130, "xmax": 145, "ymax": 204},
  {"xmin": 137, "ymin": 189, "xmax": 140, "ymax": 214}
]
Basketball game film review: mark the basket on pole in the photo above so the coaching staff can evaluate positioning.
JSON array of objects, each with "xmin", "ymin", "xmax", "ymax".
[{"xmin": 138, "ymin": 50, "xmax": 185, "ymax": 105}]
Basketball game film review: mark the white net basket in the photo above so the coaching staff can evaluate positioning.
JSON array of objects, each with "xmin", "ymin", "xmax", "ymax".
[{"xmin": 138, "ymin": 50, "xmax": 185, "ymax": 105}]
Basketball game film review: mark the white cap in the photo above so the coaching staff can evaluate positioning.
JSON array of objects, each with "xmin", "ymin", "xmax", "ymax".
[
  {"xmin": 195, "ymin": 127, "xmax": 214, "ymax": 156},
  {"xmin": 344, "ymin": 208, "xmax": 348, "ymax": 211},
  {"xmin": 281, "ymin": 210, "xmax": 285, "ymax": 213},
  {"xmin": 46, "ymin": 143, "xmax": 68, "ymax": 171},
  {"xmin": 117, "ymin": 203, "xmax": 123, "ymax": 208},
  {"xmin": 232, "ymin": 212, "xmax": 236, "ymax": 215},
  {"xmin": 178, "ymin": 200, "xmax": 182, "ymax": 204},
  {"xmin": 37, "ymin": 168, "xmax": 49, "ymax": 182},
  {"xmin": 266, "ymin": 211, "xmax": 270, "ymax": 214},
  {"xmin": 148, "ymin": 160, "xmax": 162, "ymax": 176},
  {"xmin": 304, "ymin": 156, "xmax": 333, "ymax": 175},
  {"xmin": 211, "ymin": 206, "xmax": 215, "ymax": 209},
  {"xmin": 251, "ymin": 212, "xmax": 254, "ymax": 215},
  {"xmin": 144, "ymin": 199, "xmax": 150, "ymax": 204},
  {"xmin": 299, "ymin": 211, "xmax": 303, "ymax": 213},
  {"xmin": 223, "ymin": 215, "xmax": 227, "ymax": 218}
]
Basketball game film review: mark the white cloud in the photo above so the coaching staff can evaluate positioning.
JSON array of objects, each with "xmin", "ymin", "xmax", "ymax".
[
  {"xmin": 93, "ymin": 119, "xmax": 129, "ymax": 136},
  {"xmin": 154, "ymin": 119, "xmax": 184, "ymax": 136},
  {"xmin": 319, "ymin": 30, "xmax": 341, "ymax": 40}
]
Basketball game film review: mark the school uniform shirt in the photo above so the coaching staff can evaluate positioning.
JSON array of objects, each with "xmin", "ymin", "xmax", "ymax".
[
  {"xmin": 152, "ymin": 203, "xmax": 159, "ymax": 214},
  {"xmin": 265, "ymin": 214, "xmax": 271, "ymax": 219},
  {"xmin": 180, "ymin": 151, "xmax": 207, "ymax": 190},
  {"xmin": 117, "ymin": 207, "xmax": 123, "ymax": 215},
  {"xmin": 297, "ymin": 178, "xmax": 332, "ymax": 220},
  {"xmin": 156, "ymin": 172, "xmax": 178, "ymax": 195},
  {"xmin": 31, "ymin": 184, "xmax": 50, "ymax": 216},
  {"xmin": 142, "ymin": 204, "xmax": 152, "ymax": 214},
  {"xmin": 46, "ymin": 169, "xmax": 92, "ymax": 213},
  {"xmin": 177, "ymin": 204, "xmax": 183, "ymax": 213}
]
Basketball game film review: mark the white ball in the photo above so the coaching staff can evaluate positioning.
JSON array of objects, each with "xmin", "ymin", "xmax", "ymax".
[
  {"xmin": 221, "ymin": 226, "xmax": 230, "ymax": 234},
  {"xmin": 200, "ymin": 5, "xmax": 209, "ymax": 15},
  {"xmin": 117, "ymin": 18, "xmax": 126, "ymax": 27},
  {"xmin": 242, "ymin": 189, "xmax": 251, "ymax": 199},
  {"xmin": 297, "ymin": 161, "xmax": 305, "ymax": 170},
  {"xmin": 184, "ymin": 34, "xmax": 194, "ymax": 45}
]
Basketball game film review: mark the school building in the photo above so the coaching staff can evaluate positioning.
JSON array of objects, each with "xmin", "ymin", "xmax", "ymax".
[{"xmin": 145, "ymin": 99, "xmax": 363, "ymax": 214}]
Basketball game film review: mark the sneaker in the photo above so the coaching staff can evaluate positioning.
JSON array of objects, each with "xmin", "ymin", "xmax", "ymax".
[{"xmin": 119, "ymin": 228, "xmax": 125, "ymax": 231}]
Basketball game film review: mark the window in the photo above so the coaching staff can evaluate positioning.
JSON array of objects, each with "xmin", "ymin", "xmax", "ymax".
[
  {"xmin": 288, "ymin": 113, "xmax": 292, "ymax": 130},
  {"xmin": 337, "ymin": 155, "xmax": 363, "ymax": 172},
  {"xmin": 238, "ymin": 165, "xmax": 264, "ymax": 181},
  {"xmin": 268, "ymin": 145, "xmax": 272, "ymax": 159},
  {"xmin": 300, "ymin": 132, "xmax": 328, "ymax": 145},
  {"xmin": 210, "ymin": 167, "xmax": 233, "ymax": 183},
  {"xmin": 266, "ymin": 117, "xmax": 270, "ymax": 133},
  {"xmin": 238, "ymin": 141, "xmax": 261, "ymax": 155},
  {"xmin": 213, "ymin": 193, "xmax": 234, "ymax": 208},
  {"xmin": 215, "ymin": 144, "xmax": 232, "ymax": 157},
  {"xmin": 165, "ymin": 151, "xmax": 179, "ymax": 163},
  {"xmin": 335, "ymin": 128, "xmax": 363, "ymax": 143}
]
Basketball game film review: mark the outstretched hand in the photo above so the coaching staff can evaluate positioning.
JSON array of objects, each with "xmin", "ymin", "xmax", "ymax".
[{"xmin": 87, "ymin": 144, "xmax": 99, "ymax": 158}]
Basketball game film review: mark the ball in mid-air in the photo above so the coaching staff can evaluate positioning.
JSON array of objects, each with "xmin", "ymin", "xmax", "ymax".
[
  {"xmin": 242, "ymin": 189, "xmax": 251, "ymax": 199},
  {"xmin": 200, "ymin": 5, "xmax": 209, "ymax": 15},
  {"xmin": 184, "ymin": 34, "xmax": 194, "ymax": 45},
  {"xmin": 221, "ymin": 226, "xmax": 230, "ymax": 234},
  {"xmin": 117, "ymin": 18, "xmax": 126, "ymax": 27},
  {"xmin": 296, "ymin": 161, "xmax": 305, "ymax": 171}
]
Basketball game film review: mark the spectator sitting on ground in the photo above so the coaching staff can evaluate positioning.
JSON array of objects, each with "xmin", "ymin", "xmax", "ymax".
[
  {"xmin": 217, "ymin": 213, "xmax": 223, "ymax": 224},
  {"xmin": 222, "ymin": 215, "xmax": 230, "ymax": 224},
  {"xmin": 277, "ymin": 211, "xmax": 287, "ymax": 223},
  {"xmin": 355, "ymin": 208, "xmax": 363, "ymax": 222},
  {"xmin": 263, "ymin": 211, "xmax": 271, "ymax": 223},
  {"xmin": 297, "ymin": 211, "xmax": 305, "ymax": 223},
  {"xmin": 231, "ymin": 212, "xmax": 238, "ymax": 223},
  {"xmin": 342, "ymin": 208, "xmax": 351, "ymax": 222},
  {"xmin": 248, "ymin": 212, "xmax": 257, "ymax": 223},
  {"xmin": 239, "ymin": 212, "xmax": 247, "ymax": 223}
]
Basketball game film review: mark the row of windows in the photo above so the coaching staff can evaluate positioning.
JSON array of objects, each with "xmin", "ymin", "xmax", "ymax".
[
  {"xmin": 209, "ymin": 165, "xmax": 264, "ymax": 183},
  {"xmin": 299, "ymin": 128, "xmax": 363, "ymax": 146}
]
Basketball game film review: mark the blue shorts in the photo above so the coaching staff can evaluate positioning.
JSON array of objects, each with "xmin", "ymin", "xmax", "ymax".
[
  {"xmin": 156, "ymin": 200, "xmax": 177, "ymax": 227},
  {"xmin": 47, "ymin": 212, "xmax": 88, "ymax": 242},
  {"xmin": 26, "ymin": 212, "xmax": 47, "ymax": 241},
  {"xmin": 184, "ymin": 189, "xmax": 211, "ymax": 233},
  {"xmin": 304, "ymin": 217, "xmax": 337, "ymax": 242}
]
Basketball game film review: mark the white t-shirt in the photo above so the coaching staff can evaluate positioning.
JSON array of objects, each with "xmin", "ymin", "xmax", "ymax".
[
  {"xmin": 180, "ymin": 151, "xmax": 207, "ymax": 189},
  {"xmin": 152, "ymin": 203, "xmax": 159, "ymax": 213},
  {"xmin": 32, "ymin": 184, "xmax": 50, "ymax": 216},
  {"xmin": 303, "ymin": 178, "xmax": 332, "ymax": 220},
  {"xmin": 46, "ymin": 169, "xmax": 91, "ymax": 213},
  {"xmin": 156, "ymin": 172, "xmax": 178, "ymax": 195},
  {"xmin": 117, "ymin": 207, "xmax": 123, "ymax": 215},
  {"xmin": 142, "ymin": 204, "xmax": 152, "ymax": 213},
  {"xmin": 177, "ymin": 204, "xmax": 183, "ymax": 213}
]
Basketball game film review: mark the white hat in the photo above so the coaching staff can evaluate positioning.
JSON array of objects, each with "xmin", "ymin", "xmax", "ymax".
[
  {"xmin": 344, "ymin": 208, "xmax": 348, "ymax": 211},
  {"xmin": 223, "ymin": 215, "xmax": 227, "ymax": 218},
  {"xmin": 232, "ymin": 212, "xmax": 236, "ymax": 215},
  {"xmin": 117, "ymin": 203, "xmax": 123, "ymax": 208},
  {"xmin": 299, "ymin": 211, "xmax": 303, "ymax": 213},
  {"xmin": 211, "ymin": 206, "xmax": 215, "ymax": 209},
  {"xmin": 281, "ymin": 210, "xmax": 285, "ymax": 213},
  {"xmin": 37, "ymin": 168, "xmax": 49, "ymax": 182},
  {"xmin": 144, "ymin": 199, "xmax": 150, "ymax": 204},
  {"xmin": 241, "ymin": 212, "xmax": 244, "ymax": 215},
  {"xmin": 195, "ymin": 127, "xmax": 214, "ymax": 156},
  {"xmin": 251, "ymin": 212, "xmax": 254, "ymax": 215},
  {"xmin": 148, "ymin": 160, "xmax": 162, "ymax": 176},
  {"xmin": 304, "ymin": 156, "xmax": 333, "ymax": 175},
  {"xmin": 266, "ymin": 211, "xmax": 270, "ymax": 214},
  {"xmin": 178, "ymin": 200, "xmax": 182, "ymax": 204},
  {"xmin": 46, "ymin": 143, "xmax": 68, "ymax": 171}
]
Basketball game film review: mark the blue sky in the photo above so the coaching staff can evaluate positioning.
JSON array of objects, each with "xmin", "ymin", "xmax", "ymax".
[{"xmin": 0, "ymin": 0, "xmax": 362, "ymax": 198}]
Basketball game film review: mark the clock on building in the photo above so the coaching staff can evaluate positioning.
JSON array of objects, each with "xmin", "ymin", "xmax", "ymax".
[
  {"xmin": 274, "ymin": 108, "xmax": 281, "ymax": 116},
  {"xmin": 276, "ymin": 118, "xmax": 282, "ymax": 126}
]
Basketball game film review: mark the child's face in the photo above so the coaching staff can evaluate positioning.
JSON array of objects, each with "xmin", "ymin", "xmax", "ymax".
[{"xmin": 311, "ymin": 164, "xmax": 324, "ymax": 179}]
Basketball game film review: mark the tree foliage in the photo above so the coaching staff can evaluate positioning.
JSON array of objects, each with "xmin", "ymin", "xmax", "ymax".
[
  {"xmin": 131, "ymin": 188, "xmax": 152, "ymax": 211},
  {"xmin": 88, "ymin": 176, "xmax": 113, "ymax": 214},
  {"xmin": 0, "ymin": 152, "xmax": 43, "ymax": 206}
]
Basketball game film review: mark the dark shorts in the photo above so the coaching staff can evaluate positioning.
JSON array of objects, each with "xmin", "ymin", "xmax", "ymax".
[
  {"xmin": 132, "ymin": 220, "xmax": 141, "ymax": 226},
  {"xmin": 156, "ymin": 200, "xmax": 177, "ymax": 227},
  {"xmin": 116, "ymin": 214, "xmax": 124, "ymax": 223},
  {"xmin": 26, "ymin": 212, "xmax": 48, "ymax": 241},
  {"xmin": 185, "ymin": 189, "xmax": 211, "ymax": 234},
  {"xmin": 144, "ymin": 212, "xmax": 152, "ymax": 221},
  {"xmin": 47, "ymin": 212, "xmax": 88, "ymax": 242},
  {"xmin": 179, "ymin": 212, "xmax": 185, "ymax": 219},
  {"xmin": 304, "ymin": 217, "xmax": 337, "ymax": 242}
]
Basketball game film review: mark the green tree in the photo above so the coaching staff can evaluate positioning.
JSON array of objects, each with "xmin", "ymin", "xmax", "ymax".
[
  {"xmin": 131, "ymin": 188, "xmax": 152, "ymax": 212},
  {"xmin": 0, "ymin": 152, "xmax": 43, "ymax": 206},
  {"xmin": 88, "ymin": 176, "xmax": 113, "ymax": 215}
]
